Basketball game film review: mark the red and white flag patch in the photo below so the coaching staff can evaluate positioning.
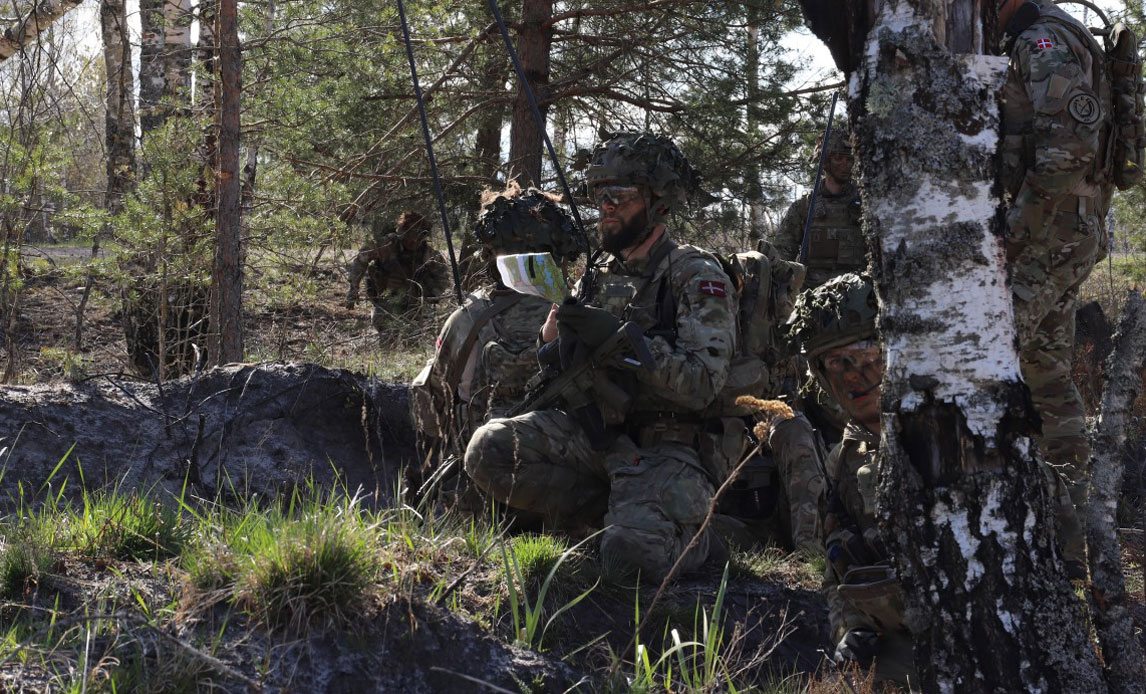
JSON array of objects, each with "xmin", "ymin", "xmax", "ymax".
[
  {"xmin": 1035, "ymin": 37, "xmax": 1054, "ymax": 50},
  {"xmin": 698, "ymin": 280, "xmax": 727, "ymax": 298}
]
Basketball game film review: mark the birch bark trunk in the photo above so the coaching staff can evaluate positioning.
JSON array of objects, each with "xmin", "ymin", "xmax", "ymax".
[
  {"xmin": 100, "ymin": 0, "xmax": 136, "ymax": 214},
  {"xmin": 840, "ymin": 0, "xmax": 1108, "ymax": 689},
  {"xmin": 139, "ymin": 0, "xmax": 166, "ymax": 137},
  {"xmin": 0, "ymin": 0, "xmax": 85, "ymax": 62}
]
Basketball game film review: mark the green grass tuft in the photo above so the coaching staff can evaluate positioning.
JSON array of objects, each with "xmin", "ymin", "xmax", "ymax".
[{"xmin": 73, "ymin": 491, "xmax": 191, "ymax": 562}]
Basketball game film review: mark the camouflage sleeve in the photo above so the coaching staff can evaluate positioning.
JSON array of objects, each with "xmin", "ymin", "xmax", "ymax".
[
  {"xmin": 345, "ymin": 244, "xmax": 377, "ymax": 296},
  {"xmin": 410, "ymin": 302, "xmax": 481, "ymax": 441},
  {"xmin": 1011, "ymin": 23, "xmax": 1102, "ymax": 197},
  {"xmin": 635, "ymin": 253, "xmax": 735, "ymax": 411},
  {"xmin": 765, "ymin": 197, "xmax": 809, "ymax": 262},
  {"xmin": 822, "ymin": 443, "xmax": 861, "ymax": 645}
]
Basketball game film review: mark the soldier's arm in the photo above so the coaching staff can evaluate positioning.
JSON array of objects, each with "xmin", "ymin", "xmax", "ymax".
[
  {"xmin": 410, "ymin": 303, "xmax": 479, "ymax": 441},
  {"xmin": 345, "ymin": 245, "xmax": 376, "ymax": 300},
  {"xmin": 765, "ymin": 198, "xmax": 808, "ymax": 262},
  {"xmin": 634, "ymin": 255, "xmax": 735, "ymax": 411},
  {"xmin": 1014, "ymin": 25, "xmax": 1102, "ymax": 197}
]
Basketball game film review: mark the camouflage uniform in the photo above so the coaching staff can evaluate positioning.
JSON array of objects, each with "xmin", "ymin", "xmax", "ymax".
[
  {"xmin": 765, "ymin": 127, "xmax": 865, "ymax": 289},
  {"xmin": 410, "ymin": 288, "xmax": 554, "ymax": 458},
  {"xmin": 1001, "ymin": 0, "xmax": 1113, "ymax": 529},
  {"xmin": 345, "ymin": 216, "xmax": 451, "ymax": 331},
  {"xmin": 766, "ymin": 183, "xmax": 864, "ymax": 290},
  {"xmin": 466, "ymin": 233, "xmax": 737, "ymax": 580},
  {"xmin": 822, "ymin": 423, "xmax": 915, "ymax": 685}
]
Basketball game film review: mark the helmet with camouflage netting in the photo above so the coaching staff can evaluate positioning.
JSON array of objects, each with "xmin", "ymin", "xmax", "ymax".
[
  {"xmin": 395, "ymin": 210, "xmax": 432, "ymax": 245},
  {"xmin": 584, "ymin": 132, "xmax": 705, "ymax": 223},
  {"xmin": 473, "ymin": 186, "xmax": 586, "ymax": 262},
  {"xmin": 809, "ymin": 122, "xmax": 853, "ymax": 165},
  {"xmin": 787, "ymin": 272, "xmax": 878, "ymax": 368}
]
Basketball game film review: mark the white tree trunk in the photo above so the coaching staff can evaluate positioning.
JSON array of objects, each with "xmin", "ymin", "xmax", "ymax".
[
  {"xmin": 165, "ymin": 0, "xmax": 193, "ymax": 104},
  {"xmin": 852, "ymin": 0, "xmax": 1107, "ymax": 690},
  {"xmin": 0, "ymin": 0, "xmax": 84, "ymax": 62}
]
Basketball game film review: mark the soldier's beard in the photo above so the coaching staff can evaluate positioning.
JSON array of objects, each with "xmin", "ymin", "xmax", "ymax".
[{"xmin": 599, "ymin": 207, "xmax": 649, "ymax": 255}]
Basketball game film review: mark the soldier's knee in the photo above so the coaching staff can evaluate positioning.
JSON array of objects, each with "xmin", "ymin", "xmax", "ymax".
[
  {"xmin": 600, "ymin": 523, "xmax": 676, "ymax": 582},
  {"xmin": 463, "ymin": 419, "xmax": 514, "ymax": 494}
]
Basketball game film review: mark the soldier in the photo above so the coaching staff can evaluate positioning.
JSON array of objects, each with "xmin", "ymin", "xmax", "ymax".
[
  {"xmin": 766, "ymin": 124, "xmax": 865, "ymax": 289},
  {"xmin": 464, "ymin": 133, "xmax": 737, "ymax": 581},
  {"xmin": 999, "ymin": 0, "xmax": 1113, "ymax": 550},
  {"xmin": 409, "ymin": 185, "xmax": 585, "ymax": 505},
  {"xmin": 787, "ymin": 274, "xmax": 912, "ymax": 684},
  {"xmin": 344, "ymin": 210, "xmax": 451, "ymax": 333}
]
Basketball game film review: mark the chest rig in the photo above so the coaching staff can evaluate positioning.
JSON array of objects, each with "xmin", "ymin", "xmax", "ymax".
[
  {"xmin": 805, "ymin": 189, "xmax": 864, "ymax": 275},
  {"xmin": 594, "ymin": 239, "xmax": 680, "ymax": 343}
]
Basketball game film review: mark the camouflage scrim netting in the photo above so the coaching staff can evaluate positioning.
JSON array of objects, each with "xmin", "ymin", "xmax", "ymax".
[
  {"xmin": 583, "ymin": 132, "xmax": 707, "ymax": 219},
  {"xmin": 473, "ymin": 188, "xmax": 587, "ymax": 262},
  {"xmin": 787, "ymin": 272, "xmax": 878, "ymax": 363}
]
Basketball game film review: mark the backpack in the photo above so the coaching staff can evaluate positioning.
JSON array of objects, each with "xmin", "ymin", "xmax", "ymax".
[
  {"xmin": 700, "ymin": 241, "xmax": 806, "ymax": 418},
  {"xmin": 1042, "ymin": 13, "xmax": 1145, "ymax": 190},
  {"xmin": 1105, "ymin": 22, "xmax": 1145, "ymax": 190}
]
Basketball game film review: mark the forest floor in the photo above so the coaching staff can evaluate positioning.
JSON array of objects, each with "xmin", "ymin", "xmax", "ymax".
[{"xmin": 2, "ymin": 243, "xmax": 1145, "ymax": 692}]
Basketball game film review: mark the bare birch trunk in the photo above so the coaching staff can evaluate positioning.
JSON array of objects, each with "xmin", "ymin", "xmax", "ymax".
[
  {"xmin": 1089, "ymin": 289, "xmax": 1146, "ymax": 694},
  {"xmin": 139, "ymin": 0, "xmax": 166, "ymax": 137},
  {"xmin": 210, "ymin": 0, "xmax": 242, "ymax": 365},
  {"xmin": 842, "ymin": 0, "xmax": 1107, "ymax": 689},
  {"xmin": 101, "ymin": 0, "xmax": 136, "ymax": 214},
  {"xmin": 0, "ymin": 0, "xmax": 84, "ymax": 62},
  {"xmin": 506, "ymin": 0, "xmax": 551, "ymax": 186},
  {"xmin": 165, "ymin": 0, "xmax": 193, "ymax": 106}
]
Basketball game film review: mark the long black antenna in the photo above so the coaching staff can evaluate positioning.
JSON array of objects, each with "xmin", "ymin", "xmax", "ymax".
[
  {"xmin": 799, "ymin": 90, "xmax": 840, "ymax": 265},
  {"xmin": 396, "ymin": 0, "xmax": 465, "ymax": 306}
]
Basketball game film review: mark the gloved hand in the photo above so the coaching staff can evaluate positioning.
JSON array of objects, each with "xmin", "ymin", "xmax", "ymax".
[
  {"xmin": 834, "ymin": 628, "xmax": 880, "ymax": 667},
  {"xmin": 556, "ymin": 302, "xmax": 621, "ymax": 352}
]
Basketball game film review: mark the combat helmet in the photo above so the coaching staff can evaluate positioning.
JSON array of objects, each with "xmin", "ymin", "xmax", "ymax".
[
  {"xmin": 787, "ymin": 272, "xmax": 878, "ymax": 388},
  {"xmin": 809, "ymin": 123, "xmax": 852, "ymax": 165},
  {"xmin": 473, "ymin": 187, "xmax": 586, "ymax": 263},
  {"xmin": 584, "ymin": 132, "xmax": 704, "ymax": 229}
]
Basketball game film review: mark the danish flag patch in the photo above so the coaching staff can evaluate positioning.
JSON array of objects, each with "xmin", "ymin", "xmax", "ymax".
[
  {"xmin": 1035, "ymin": 37, "xmax": 1054, "ymax": 50},
  {"xmin": 698, "ymin": 280, "xmax": 727, "ymax": 298}
]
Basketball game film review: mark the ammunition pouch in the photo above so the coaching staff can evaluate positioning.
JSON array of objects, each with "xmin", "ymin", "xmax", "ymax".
[
  {"xmin": 716, "ymin": 452, "xmax": 779, "ymax": 520},
  {"xmin": 836, "ymin": 564, "xmax": 906, "ymax": 634}
]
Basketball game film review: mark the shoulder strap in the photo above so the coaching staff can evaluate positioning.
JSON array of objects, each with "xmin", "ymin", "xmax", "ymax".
[{"xmin": 442, "ymin": 293, "xmax": 525, "ymax": 397}]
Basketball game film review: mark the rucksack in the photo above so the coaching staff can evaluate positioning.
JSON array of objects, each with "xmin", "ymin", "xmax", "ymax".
[
  {"xmin": 700, "ymin": 241, "xmax": 806, "ymax": 418},
  {"xmin": 1105, "ymin": 22, "xmax": 1145, "ymax": 190},
  {"xmin": 1041, "ymin": 12, "xmax": 1145, "ymax": 190}
]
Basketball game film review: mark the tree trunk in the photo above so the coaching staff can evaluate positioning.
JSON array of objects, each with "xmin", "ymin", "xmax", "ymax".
[
  {"xmin": 1089, "ymin": 289, "xmax": 1146, "ymax": 694},
  {"xmin": 839, "ymin": 0, "xmax": 1107, "ymax": 690},
  {"xmin": 506, "ymin": 0, "xmax": 552, "ymax": 187},
  {"xmin": 474, "ymin": 13, "xmax": 507, "ymax": 186},
  {"xmin": 100, "ymin": 0, "xmax": 136, "ymax": 215},
  {"xmin": 745, "ymin": 1, "xmax": 766, "ymax": 241},
  {"xmin": 139, "ymin": 0, "xmax": 166, "ymax": 137},
  {"xmin": 0, "ymin": 0, "xmax": 84, "ymax": 62},
  {"xmin": 165, "ymin": 0, "xmax": 193, "ymax": 105},
  {"xmin": 210, "ymin": 0, "xmax": 242, "ymax": 365}
]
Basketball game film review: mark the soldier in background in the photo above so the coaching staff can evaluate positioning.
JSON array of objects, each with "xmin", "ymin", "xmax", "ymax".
[
  {"xmin": 408, "ymin": 185, "xmax": 585, "ymax": 509},
  {"xmin": 344, "ymin": 210, "xmax": 451, "ymax": 334},
  {"xmin": 766, "ymin": 124, "xmax": 865, "ymax": 289}
]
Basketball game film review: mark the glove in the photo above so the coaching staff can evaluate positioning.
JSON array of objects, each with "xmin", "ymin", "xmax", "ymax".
[
  {"xmin": 556, "ymin": 302, "xmax": 621, "ymax": 352},
  {"xmin": 834, "ymin": 628, "xmax": 879, "ymax": 667}
]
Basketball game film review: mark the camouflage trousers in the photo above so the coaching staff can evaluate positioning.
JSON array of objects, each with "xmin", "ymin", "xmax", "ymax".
[
  {"xmin": 1010, "ymin": 206, "xmax": 1104, "ymax": 562},
  {"xmin": 464, "ymin": 409, "xmax": 716, "ymax": 581},
  {"xmin": 771, "ymin": 415, "xmax": 825, "ymax": 552}
]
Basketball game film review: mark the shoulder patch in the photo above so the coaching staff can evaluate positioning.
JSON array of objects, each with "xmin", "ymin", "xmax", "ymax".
[
  {"xmin": 698, "ymin": 280, "xmax": 727, "ymax": 298},
  {"xmin": 1035, "ymin": 37, "xmax": 1053, "ymax": 50},
  {"xmin": 1068, "ymin": 93, "xmax": 1101, "ymax": 125}
]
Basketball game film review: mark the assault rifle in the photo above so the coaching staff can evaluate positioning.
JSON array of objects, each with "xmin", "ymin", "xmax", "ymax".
[{"xmin": 509, "ymin": 321, "xmax": 655, "ymax": 448}]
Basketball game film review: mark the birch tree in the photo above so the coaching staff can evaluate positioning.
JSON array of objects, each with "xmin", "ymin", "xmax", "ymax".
[
  {"xmin": 808, "ymin": 0, "xmax": 1109, "ymax": 689},
  {"xmin": 100, "ymin": 0, "xmax": 135, "ymax": 213},
  {"xmin": 0, "ymin": 0, "xmax": 84, "ymax": 63}
]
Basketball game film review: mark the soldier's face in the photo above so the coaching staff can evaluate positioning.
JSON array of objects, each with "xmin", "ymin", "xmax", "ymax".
[
  {"xmin": 595, "ymin": 185, "xmax": 649, "ymax": 254},
  {"xmin": 825, "ymin": 153, "xmax": 853, "ymax": 185},
  {"xmin": 820, "ymin": 340, "xmax": 883, "ymax": 433}
]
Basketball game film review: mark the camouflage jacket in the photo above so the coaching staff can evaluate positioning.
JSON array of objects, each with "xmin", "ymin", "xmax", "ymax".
[
  {"xmin": 590, "ymin": 233, "xmax": 736, "ymax": 415},
  {"xmin": 347, "ymin": 236, "xmax": 450, "ymax": 301},
  {"xmin": 410, "ymin": 288, "xmax": 553, "ymax": 455},
  {"xmin": 823, "ymin": 422, "xmax": 905, "ymax": 644},
  {"xmin": 1001, "ymin": 0, "xmax": 1113, "ymax": 233},
  {"xmin": 766, "ymin": 183, "xmax": 863, "ymax": 289}
]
